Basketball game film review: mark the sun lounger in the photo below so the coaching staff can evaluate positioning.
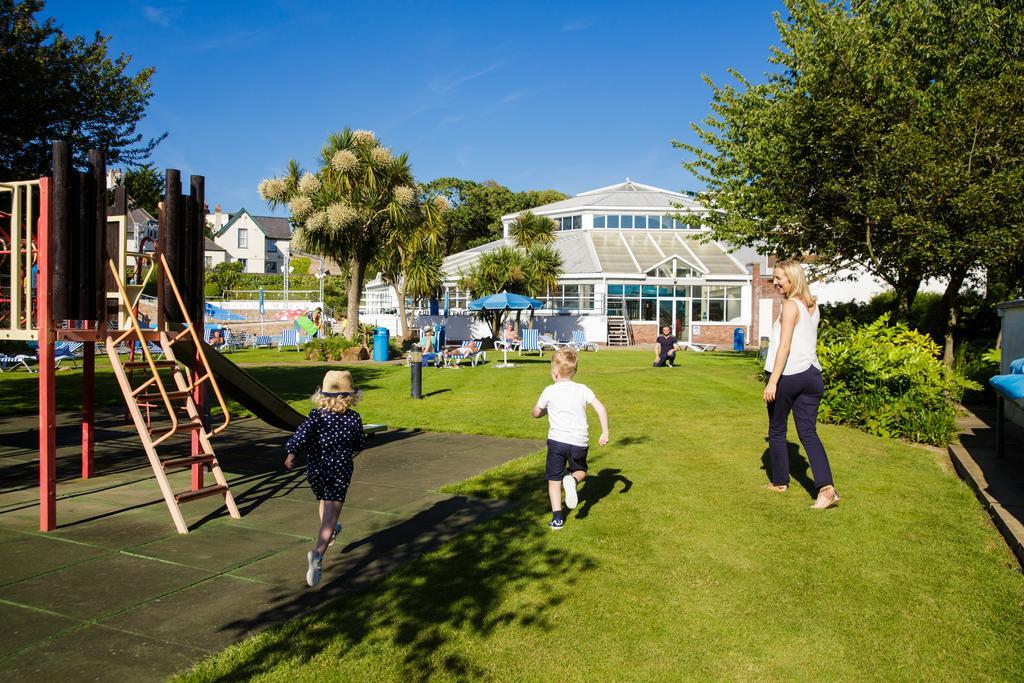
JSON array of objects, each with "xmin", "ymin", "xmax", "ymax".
[
  {"xmin": 568, "ymin": 330, "xmax": 597, "ymax": 352},
  {"xmin": 679, "ymin": 341, "xmax": 716, "ymax": 352}
]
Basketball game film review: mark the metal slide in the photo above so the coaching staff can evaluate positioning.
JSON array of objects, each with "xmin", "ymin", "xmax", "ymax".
[{"xmin": 176, "ymin": 338, "xmax": 306, "ymax": 431}]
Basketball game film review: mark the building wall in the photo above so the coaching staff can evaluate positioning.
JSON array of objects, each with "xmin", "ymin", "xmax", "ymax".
[
  {"xmin": 999, "ymin": 301, "xmax": 1024, "ymax": 429},
  {"xmin": 205, "ymin": 251, "xmax": 227, "ymax": 269},
  {"xmin": 213, "ymin": 213, "xmax": 266, "ymax": 273}
]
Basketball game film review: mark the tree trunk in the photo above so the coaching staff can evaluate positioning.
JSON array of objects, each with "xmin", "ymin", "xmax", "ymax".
[
  {"xmin": 892, "ymin": 277, "xmax": 921, "ymax": 322},
  {"xmin": 940, "ymin": 270, "xmax": 967, "ymax": 368},
  {"xmin": 344, "ymin": 255, "xmax": 367, "ymax": 338},
  {"xmin": 394, "ymin": 281, "xmax": 410, "ymax": 339}
]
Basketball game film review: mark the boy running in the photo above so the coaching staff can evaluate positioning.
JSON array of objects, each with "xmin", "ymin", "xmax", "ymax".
[{"xmin": 532, "ymin": 348, "xmax": 610, "ymax": 530}]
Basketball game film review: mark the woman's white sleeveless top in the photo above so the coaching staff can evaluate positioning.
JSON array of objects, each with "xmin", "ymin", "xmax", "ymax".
[{"xmin": 764, "ymin": 298, "xmax": 821, "ymax": 375}]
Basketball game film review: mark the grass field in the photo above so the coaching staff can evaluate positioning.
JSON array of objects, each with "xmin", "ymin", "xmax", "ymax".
[{"xmin": 4, "ymin": 350, "xmax": 1023, "ymax": 680}]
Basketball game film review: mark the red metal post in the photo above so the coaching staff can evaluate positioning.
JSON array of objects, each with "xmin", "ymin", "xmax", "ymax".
[
  {"xmin": 38, "ymin": 177, "xmax": 57, "ymax": 531},
  {"xmin": 82, "ymin": 320, "xmax": 95, "ymax": 478}
]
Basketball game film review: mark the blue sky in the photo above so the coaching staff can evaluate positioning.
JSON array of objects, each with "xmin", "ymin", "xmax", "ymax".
[{"xmin": 45, "ymin": 0, "xmax": 787, "ymax": 214}]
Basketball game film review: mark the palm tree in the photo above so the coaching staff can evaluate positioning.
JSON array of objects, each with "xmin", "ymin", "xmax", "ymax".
[
  {"xmin": 374, "ymin": 192, "xmax": 446, "ymax": 338},
  {"xmin": 259, "ymin": 129, "xmax": 424, "ymax": 337},
  {"xmin": 458, "ymin": 213, "xmax": 563, "ymax": 338}
]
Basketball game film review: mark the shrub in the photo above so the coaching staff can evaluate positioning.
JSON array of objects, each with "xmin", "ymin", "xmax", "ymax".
[
  {"xmin": 817, "ymin": 315, "xmax": 979, "ymax": 446},
  {"xmin": 304, "ymin": 334, "xmax": 360, "ymax": 361}
]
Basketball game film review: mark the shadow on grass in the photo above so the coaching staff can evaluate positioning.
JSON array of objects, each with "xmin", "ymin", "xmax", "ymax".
[
  {"xmin": 209, "ymin": 499, "xmax": 598, "ymax": 681},
  {"xmin": 575, "ymin": 468, "xmax": 632, "ymax": 520},
  {"xmin": 760, "ymin": 444, "xmax": 816, "ymax": 498}
]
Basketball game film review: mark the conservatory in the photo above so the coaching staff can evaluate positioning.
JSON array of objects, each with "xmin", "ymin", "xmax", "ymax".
[{"xmin": 361, "ymin": 180, "xmax": 768, "ymax": 346}]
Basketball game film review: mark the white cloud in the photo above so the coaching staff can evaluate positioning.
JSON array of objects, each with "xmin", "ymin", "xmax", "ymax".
[
  {"xmin": 142, "ymin": 5, "xmax": 171, "ymax": 27},
  {"xmin": 562, "ymin": 18, "xmax": 594, "ymax": 32}
]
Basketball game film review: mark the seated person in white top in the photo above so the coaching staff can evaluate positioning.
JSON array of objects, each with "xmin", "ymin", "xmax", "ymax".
[{"xmin": 501, "ymin": 323, "xmax": 520, "ymax": 346}]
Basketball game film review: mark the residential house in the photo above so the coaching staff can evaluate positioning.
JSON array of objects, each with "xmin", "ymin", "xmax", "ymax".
[{"xmin": 206, "ymin": 207, "xmax": 292, "ymax": 273}]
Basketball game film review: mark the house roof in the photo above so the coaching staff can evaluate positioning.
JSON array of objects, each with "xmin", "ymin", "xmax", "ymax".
[
  {"xmin": 441, "ymin": 230, "xmax": 747, "ymax": 281},
  {"xmin": 204, "ymin": 237, "xmax": 225, "ymax": 252},
  {"xmin": 501, "ymin": 179, "xmax": 702, "ymax": 220},
  {"xmin": 128, "ymin": 207, "xmax": 156, "ymax": 226},
  {"xmin": 215, "ymin": 208, "xmax": 293, "ymax": 241}
]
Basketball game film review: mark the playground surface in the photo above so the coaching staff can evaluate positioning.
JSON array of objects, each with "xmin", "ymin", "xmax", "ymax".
[{"xmin": 0, "ymin": 409, "xmax": 542, "ymax": 681}]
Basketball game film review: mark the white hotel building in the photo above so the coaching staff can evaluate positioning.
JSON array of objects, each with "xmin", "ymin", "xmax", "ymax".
[{"xmin": 362, "ymin": 180, "xmax": 783, "ymax": 347}]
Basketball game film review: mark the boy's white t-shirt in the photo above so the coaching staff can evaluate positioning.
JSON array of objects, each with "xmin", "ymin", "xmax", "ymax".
[{"xmin": 535, "ymin": 380, "xmax": 596, "ymax": 447}]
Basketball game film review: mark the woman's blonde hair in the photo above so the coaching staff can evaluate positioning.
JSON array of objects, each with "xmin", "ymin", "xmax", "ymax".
[
  {"xmin": 312, "ymin": 390, "xmax": 361, "ymax": 413},
  {"xmin": 774, "ymin": 260, "xmax": 816, "ymax": 307}
]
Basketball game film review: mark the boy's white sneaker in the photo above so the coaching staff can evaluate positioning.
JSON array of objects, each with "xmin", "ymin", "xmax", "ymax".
[
  {"xmin": 562, "ymin": 474, "xmax": 578, "ymax": 509},
  {"xmin": 306, "ymin": 550, "xmax": 322, "ymax": 587}
]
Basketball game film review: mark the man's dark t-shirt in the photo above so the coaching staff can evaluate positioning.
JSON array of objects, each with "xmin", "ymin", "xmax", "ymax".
[{"xmin": 656, "ymin": 335, "xmax": 677, "ymax": 356}]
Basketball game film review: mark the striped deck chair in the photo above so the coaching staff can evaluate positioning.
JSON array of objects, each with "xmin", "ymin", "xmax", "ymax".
[
  {"xmin": 252, "ymin": 335, "xmax": 274, "ymax": 349},
  {"xmin": 278, "ymin": 327, "xmax": 301, "ymax": 351},
  {"xmin": 54, "ymin": 341, "xmax": 84, "ymax": 369},
  {"xmin": 569, "ymin": 330, "xmax": 597, "ymax": 352},
  {"xmin": 519, "ymin": 329, "xmax": 542, "ymax": 356},
  {"xmin": 0, "ymin": 352, "xmax": 35, "ymax": 372}
]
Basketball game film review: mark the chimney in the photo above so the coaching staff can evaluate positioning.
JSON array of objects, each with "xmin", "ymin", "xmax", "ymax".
[{"xmin": 214, "ymin": 204, "xmax": 222, "ymax": 228}]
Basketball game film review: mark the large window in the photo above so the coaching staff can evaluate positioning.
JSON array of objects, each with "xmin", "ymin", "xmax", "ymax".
[
  {"xmin": 541, "ymin": 284, "xmax": 595, "ymax": 311},
  {"xmin": 556, "ymin": 215, "xmax": 583, "ymax": 231},
  {"xmin": 692, "ymin": 285, "xmax": 743, "ymax": 322},
  {"xmin": 238, "ymin": 228, "xmax": 248, "ymax": 249},
  {"xmin": 591, "ymin": 213, "xmax": 702, "ymax": 230}
]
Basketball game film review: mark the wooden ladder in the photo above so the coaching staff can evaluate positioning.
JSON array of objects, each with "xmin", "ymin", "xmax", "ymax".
[{"xmin": 106, "ymin": 253, "xmax": 240, "ymax": 534}]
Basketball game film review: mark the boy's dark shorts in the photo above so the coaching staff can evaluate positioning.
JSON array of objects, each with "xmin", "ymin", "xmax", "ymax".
[{"xmin": 545, "ymin": 439, "xmax": 589, "ymax": 481}]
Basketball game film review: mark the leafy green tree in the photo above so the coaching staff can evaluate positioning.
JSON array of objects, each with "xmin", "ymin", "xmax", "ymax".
[
  {"xmin": 457, "ymin": 212, "xmax": 562, "ymax": 338},
  {"xmin": 421, "ymin": 177, "xmax": 567, "ymax": 253},
  {"xmin": 676, "ymin": 0, "xmax": 1024, "ymax": 362},
  {"xmin": 259, "ymin": 129, "xmax": 434, "ymax": 337},
  {"xmin": 0, "ymin": 0, "xmax": 165, "ymax": 180},
  {"xmin": 120, "ymin": 164, "xmax": 163, "ymax": 216}
]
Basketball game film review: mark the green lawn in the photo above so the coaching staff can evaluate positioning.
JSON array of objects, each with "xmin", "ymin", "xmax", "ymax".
[{"xmin": 5, "ymin": 351, "xmax": 1023, "ymax": 680}]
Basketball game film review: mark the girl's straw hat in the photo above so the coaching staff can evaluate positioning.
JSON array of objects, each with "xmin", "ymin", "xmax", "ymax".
[{"xmin": 320, "ymin": 370, "xmax": 356, "ymax": 397}]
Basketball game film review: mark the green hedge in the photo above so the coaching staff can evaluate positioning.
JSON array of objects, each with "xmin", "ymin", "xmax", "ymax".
[{"xmin": 817, "ymin": 315, "xmax": 979, "ymax": 446}]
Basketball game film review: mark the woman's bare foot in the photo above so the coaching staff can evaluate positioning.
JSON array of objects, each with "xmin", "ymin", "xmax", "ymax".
[
  {"xmin": 811, "ymin": 485, "xmax": 839, "ymax": 509},
  {"xmin": 763, "ymin": 483, "xmax": 788, "ymax": 493}
]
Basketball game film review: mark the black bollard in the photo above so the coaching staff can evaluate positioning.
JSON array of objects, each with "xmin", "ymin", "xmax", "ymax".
[{"xmin": 410, "ymin": 350, "xmax": 423, "ymax": 399}]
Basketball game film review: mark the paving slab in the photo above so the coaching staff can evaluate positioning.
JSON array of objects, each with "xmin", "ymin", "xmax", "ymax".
[
  {"xmin": 0, "ymin": 602, "xmax": 81, "ymax": 657},
  {"xmin": 0, "ymin": 623, "xmax": 205, "ymax": 681},
  {"xmin": 0, "ymin": 552, "xmax": 214, "ymax": 621},
  {"xmin": 0, "ymin": 409, "xmax": 542, "ymax": 681}
]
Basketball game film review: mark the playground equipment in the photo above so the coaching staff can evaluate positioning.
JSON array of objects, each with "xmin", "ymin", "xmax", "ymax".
[{"xmin": 0, "ymin": 141, "xmax": 295, "ymax": 533}]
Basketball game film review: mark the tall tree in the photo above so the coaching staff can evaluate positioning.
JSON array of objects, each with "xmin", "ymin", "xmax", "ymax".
[
  {"xmin": 676, "ymin": 0, "xmax": 1024, "ymax": 362},
  {"xmin": 119, "ymin": 164, "xmax": 163, "ymax": 216},
  {"xmin": 373, "ymin": 189, "xmax": 448, "ymax": 338},
  {"xmin": 259, "ymin": 129, "xmax": 432, "ymax": 337},
  {"xmin": 421, "ymin": 177, "xmax": 567, "ymax": 253},
  {"xmin": 0, "ymin": 0, "xmax": 165, "ymax": 179}
]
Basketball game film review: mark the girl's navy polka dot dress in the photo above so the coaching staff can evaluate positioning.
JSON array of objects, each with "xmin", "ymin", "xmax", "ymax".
[{"xmin": 286, "ymin": 408, "xmax": 366, "ymax": 502}]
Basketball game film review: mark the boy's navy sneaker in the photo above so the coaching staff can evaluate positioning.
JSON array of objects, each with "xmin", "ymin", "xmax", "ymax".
[
  {"xmin": 549, "ymin": 517, "xmax": 564, "ymax": 530},
  {"xmin": 562, "ymin": 474, "xmax": 578, "ymax": 509},
  {"xmin": 306, "ymin": 550, "xmax": 322, "ymax": 587}
]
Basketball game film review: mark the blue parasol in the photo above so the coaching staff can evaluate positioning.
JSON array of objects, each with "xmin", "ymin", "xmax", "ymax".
[{"xmin": 467, "ymin": 291, "xmax": 545, "ymax": 311}]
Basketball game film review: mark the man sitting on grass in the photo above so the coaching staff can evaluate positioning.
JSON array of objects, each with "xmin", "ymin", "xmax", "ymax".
[{"xmin": 653, "ymin": 326, "xmax": 678, "ymax": 367}]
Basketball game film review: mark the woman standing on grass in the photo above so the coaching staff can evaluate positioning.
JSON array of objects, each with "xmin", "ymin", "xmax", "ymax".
[{"xmin": 762, "ymin": 260, "xmax": 839, "ymax": 509}]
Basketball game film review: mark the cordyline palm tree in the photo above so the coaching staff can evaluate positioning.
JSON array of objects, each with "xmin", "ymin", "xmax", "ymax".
[
  {"xmin": 458, "ymin": 212, "xmax": 563, "ymax": 339},
  {"xmin": 373, "ymin": 191, "xmax": 447, "ymax": 338},
  {"xmin": 259, "ymin": 128, "xmax": 427, "ymax": 337}
]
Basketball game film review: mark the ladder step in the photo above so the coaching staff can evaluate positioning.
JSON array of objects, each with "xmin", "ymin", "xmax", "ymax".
[
  {"xmin": 149, "ymin": 419, "xmax": 205, "ymax": 435},
  {"xmin": 174, "ymin": 484, "xmax": 227, "ymax": 503},
  {"xmin": 138, "ymin": 390, "xmax": 193, "ymax": 402},
  {"xmin": 161, "ymin": 454, "xmax": 215, "ymax": 469},
  {"xmin": 124, "ymin": 360, "xmax": 177, "ymax": 370}
]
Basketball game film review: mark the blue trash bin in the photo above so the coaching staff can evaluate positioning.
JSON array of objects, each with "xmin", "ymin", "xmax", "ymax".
[
  {"xmin": 372, "ymin": 327, "xmax": 390, "ymax": 362},
  {"xmin": 733, "ymin": 327, "xmax": 745, "ymax": 352}
]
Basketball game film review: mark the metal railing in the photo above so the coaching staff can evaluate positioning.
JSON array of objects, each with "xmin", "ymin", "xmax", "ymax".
[{"xmin": 222, "ymin": 289, "xmax": 319, "ymax": 302}]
